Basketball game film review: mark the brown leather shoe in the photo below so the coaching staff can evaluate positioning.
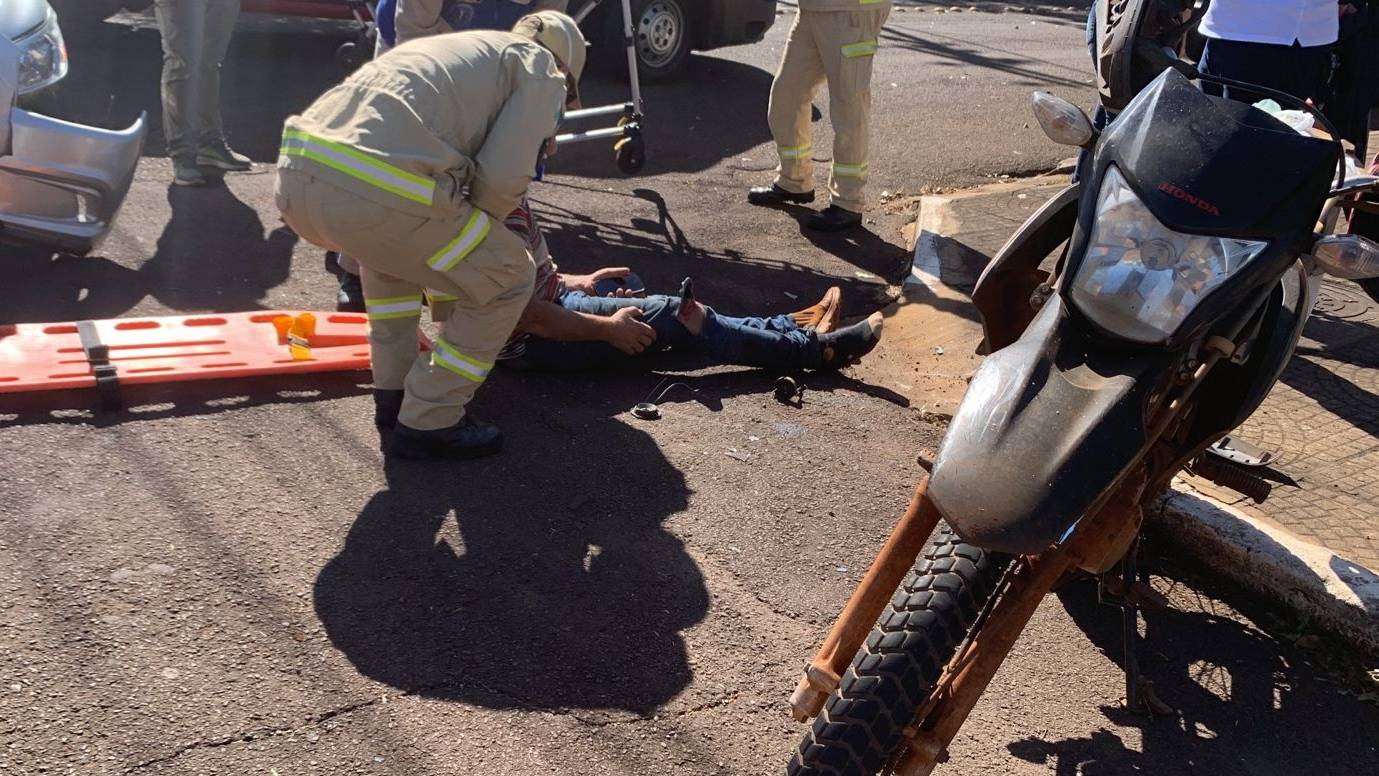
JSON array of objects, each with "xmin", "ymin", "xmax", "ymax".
[{"xmin": 790, "ymin": 286, "xmax": 842, "ymax": 333}]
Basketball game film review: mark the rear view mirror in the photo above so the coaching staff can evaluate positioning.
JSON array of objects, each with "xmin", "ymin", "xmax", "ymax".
[
  {"xmin": 1031, "ymin": 92, "xmax": 1094, "ymax": 148},
  {"xmin": 1312, "ymin": 233, "xmax": 1379, "ymax": 279}
]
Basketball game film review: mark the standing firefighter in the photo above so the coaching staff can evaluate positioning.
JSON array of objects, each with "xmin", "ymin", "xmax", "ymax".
[
  {"xmin": 748, "ymin": 0, "xmax": 892, "ymax": 232},
  {"xmin": 275, "ymin": 11, "xmax": 586, "ymax": 460}
]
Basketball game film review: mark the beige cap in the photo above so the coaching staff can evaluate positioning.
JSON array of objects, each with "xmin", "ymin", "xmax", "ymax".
[{"xmin": 513, "ymin": 11, "xmax": 588, "ymax": 88}]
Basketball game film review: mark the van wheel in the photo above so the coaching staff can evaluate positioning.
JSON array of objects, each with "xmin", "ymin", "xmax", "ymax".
[{"xmin": 605, "ymin": 0, "xmax": 692, "ymax": 83}]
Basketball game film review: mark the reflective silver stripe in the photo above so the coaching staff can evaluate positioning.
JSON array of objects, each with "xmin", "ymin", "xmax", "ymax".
[
  {"xmin": 427, "ymin": 210, "xmax": 492, "ymax": 272},
  {"xmin": 365, "ymin": 297, "xmax": 425, "ymax": 320},
  {"xmin": 431, "ymin": 338, "xmax": 492, "ymax": 383},
  {"xmin": 279, "ymin": 131, "xmax": 435, "ymax": 205}
]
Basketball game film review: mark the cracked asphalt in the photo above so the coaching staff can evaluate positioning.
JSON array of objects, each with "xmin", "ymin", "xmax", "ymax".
[{"xmin": 3, "ymin": 2, "xmax": 1379, "ymax": 774}]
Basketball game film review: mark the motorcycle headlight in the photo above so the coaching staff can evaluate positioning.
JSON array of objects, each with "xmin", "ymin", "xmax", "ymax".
[
  {"xmin": 16, "ymin": 10, "xmax": 69, "ymax": 96},
  {"xmin": 1069, "ymin": 165, "xmax": 1268, "ymax": 343}
]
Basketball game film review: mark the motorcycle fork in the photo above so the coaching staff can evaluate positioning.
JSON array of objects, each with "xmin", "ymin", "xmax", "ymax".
[
  {"xmin": 883, "ymin": 475, "xmax": 1144, "ymax": 775},
  {"xmin": 789, "ymin": 476, "xmax": 945, "ymax": 720}
]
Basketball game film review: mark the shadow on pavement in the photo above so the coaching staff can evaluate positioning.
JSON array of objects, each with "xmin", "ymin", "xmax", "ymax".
[
  {"xmin": 532, "ymin": 185, "xmax": 901, "ymax": 319},
  {"xmin": 312, "ymin": 408, "xmax": 709, "ymax": 714},
  {"xmin": 0, "ymin": 372, "xmax": 371, "ymax": 428},
  {"xmin": 0, "ymin": 183, "xmax": 298, "ymax": 323},
  {"xmin": 551, "ymin": 54, "xmax": 776, "ymax": 179},
  {"xmin": 1008, "ymin": 574, "xmax": 1379, "ymax": 774}
]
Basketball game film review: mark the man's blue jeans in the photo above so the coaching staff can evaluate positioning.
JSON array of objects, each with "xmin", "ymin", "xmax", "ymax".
[{"xmin": 504, "ymin": 292, "xmax": 824, "ymax": 372}]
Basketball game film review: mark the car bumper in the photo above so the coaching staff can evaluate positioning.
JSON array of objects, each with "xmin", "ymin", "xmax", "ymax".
[{"xmin": 695, "ymin": 0, "xmax": 776, "ymax": 50}]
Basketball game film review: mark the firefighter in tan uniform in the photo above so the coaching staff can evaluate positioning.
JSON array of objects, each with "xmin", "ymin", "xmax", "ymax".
[
  {"xmin": 275, "ymin": 12, "xmax": 586, "ymax": 460},
  {"xmin": 747, "ymin": 0, "xmax": 892, "ymax": 232}
]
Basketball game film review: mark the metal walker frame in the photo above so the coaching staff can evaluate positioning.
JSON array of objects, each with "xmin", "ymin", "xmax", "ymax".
[{"xmin": 556, "ymin": 0, "xmax": 647, "ymax": 174}]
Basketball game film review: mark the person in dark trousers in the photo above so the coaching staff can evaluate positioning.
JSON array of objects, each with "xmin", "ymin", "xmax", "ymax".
[
  {"xmin": 1196, "ymin": 0, "xmax": 1343, "ymax": 105},
  {"xmin": 1325, "ymin": 0, "xmax": 1377, "ymax": 156}
]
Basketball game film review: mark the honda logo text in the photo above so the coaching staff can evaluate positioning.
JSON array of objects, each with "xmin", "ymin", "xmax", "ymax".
[{"xmin": 1158, "ymin": 182, "xmax": 1221, "ymax": 216}]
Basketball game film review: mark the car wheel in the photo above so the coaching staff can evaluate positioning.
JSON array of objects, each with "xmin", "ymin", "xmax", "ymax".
[{"xmin": 607, "ymin": 0, "xmax": 692, "ymax": 83}]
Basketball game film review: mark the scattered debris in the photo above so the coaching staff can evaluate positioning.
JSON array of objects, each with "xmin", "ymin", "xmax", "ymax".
[
  {"xmin": 932, "ymin": 346, "xmax": 945, "ymax": 356},
  {"xmin": 835, "ymin": 565, "xmax": 850, "ymax": 573},
  {"xmin": 725, "ymin": 449, "xmax": 752, "ymax": 462},
  {"xmin": 783, "ymin": 291, "xmax": 799, "ymax": 300},
  {"xmin": 917, "ymin": 448, "xmax": 938, "ymax": 472},
  {"xmin": 772, "ymin": 421, "xmax": 807, "ymax": 438}
]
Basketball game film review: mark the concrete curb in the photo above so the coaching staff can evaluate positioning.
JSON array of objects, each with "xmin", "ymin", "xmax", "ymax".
[{"xmin": 1156, "ymin": 487, "xmax": 1379, "ymax": 657}]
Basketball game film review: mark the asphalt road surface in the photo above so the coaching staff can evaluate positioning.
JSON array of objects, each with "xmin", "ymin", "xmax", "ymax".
[{"xmin": 3, "ymin": 3, "xmax": 1379, "ymax": 774}]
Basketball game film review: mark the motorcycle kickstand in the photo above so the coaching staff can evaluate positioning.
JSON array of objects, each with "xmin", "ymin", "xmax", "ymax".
[
  {"xmin": 1113, "ymin": 540, "xmax": 1173, "ymax": 716},
  {"xmin": 1121, "ymin": 539, "xmax": 1143, "ymax": 712}
]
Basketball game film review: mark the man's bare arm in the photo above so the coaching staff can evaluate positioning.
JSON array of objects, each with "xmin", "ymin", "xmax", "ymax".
[{"xmin": 516, "ymin": 298, "xmax": 657, "ymax": 354}]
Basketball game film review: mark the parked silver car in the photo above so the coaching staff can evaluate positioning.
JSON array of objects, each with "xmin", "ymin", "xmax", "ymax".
[
  {"xmin": 1, "ymin": 0, "xmax": 69, "ymax": 102},
  {"xmin": 0, "ymin": 0, "xmax": 145, "ymax": 255}
]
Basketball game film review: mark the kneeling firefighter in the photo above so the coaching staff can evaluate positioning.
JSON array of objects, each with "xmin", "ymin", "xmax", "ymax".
[{"xmin": 275, "ymin": 11, "xmax": 586, "ymax": 460}]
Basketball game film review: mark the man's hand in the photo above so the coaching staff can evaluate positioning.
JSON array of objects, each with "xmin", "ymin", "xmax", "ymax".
[
  {"xmin": 601, "ymin": 306, "xmax": 657, "ymax": 354},
  {"xmin": 565, "ymin": 267, "xmax": 637, "ymax": 295}
]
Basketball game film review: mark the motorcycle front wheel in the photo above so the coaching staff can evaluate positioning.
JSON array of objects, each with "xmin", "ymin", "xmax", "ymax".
[{"xmin": 788, "ymin": 526, "xmax": 1009, "ymax": 776}]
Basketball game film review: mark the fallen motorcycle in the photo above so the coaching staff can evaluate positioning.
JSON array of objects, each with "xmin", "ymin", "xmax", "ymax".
[{"xmin": 783, "ymin": 45, "xmax": 1379, "ymax": 776}]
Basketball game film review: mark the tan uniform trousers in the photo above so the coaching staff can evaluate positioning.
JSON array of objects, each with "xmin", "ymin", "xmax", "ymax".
[
  {"xmin": 276, "ymin": 169, "xmax": 535, "ymax": 431},
  {"xmin": 154, "ymin": 0, "xmax": 241, "ymax": 161},
  {"xmin": 767, "ymin": 8, "xmax": 889, "ymax": 214}
]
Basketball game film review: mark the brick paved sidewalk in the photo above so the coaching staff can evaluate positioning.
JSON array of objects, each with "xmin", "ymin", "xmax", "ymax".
[{"xmin": 1215, "ymin": 280, "xmax": 1379, "ymax": 573}]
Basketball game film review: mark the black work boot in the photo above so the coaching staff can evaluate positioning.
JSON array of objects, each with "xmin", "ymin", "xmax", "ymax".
[
  {"xmin": 747, "ymin": 184, "xmax": 815, "ymax": 206},
  {"xmin": 818, "ymin": 312, "xmax": 885, "ymax": 369},
  {"xmin": 337, "ymin": 270, "xmax": 365, "ymax": 313},
  {"xmin": 390, "ymin": 416, "xmax": 503, "ymax": 460},
  {"xmin": 373, "ymin": 389, "xmax": 404, "ymax": 431},
  {"xmin": 807, "ymin": 205, "xmax": 863, "ymax": 232}
]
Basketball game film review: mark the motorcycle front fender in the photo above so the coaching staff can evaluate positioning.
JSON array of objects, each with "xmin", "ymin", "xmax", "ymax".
[{"xmin": 928, "ymin": 297, "xmax": 1174, "ymax": 555}]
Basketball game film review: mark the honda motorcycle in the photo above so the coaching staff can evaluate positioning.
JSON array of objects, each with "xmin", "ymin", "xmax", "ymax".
[{"xmin": 782, "ymin": 6, "xmax": 1379, "ymax": 775}]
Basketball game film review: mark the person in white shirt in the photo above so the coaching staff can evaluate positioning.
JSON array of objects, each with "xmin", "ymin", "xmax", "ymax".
[{"xmin": 1197, "ymin": 0, "xmax": 1352, "ymax": 103}]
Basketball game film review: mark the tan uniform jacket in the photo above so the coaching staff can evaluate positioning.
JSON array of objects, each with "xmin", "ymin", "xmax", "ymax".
[
  {"xmin": 394, "ymin": 0, "xmax": 568, "ymax": 45},
  {"xmin": 279, "ymin": 30, "xmax": 566, "ymax": 221},
  {"xmin": 797, "ymin": 0, "xmax": 892, "ymax": 10}
]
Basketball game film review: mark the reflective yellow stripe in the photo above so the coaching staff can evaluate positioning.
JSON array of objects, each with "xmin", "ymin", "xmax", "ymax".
[
  {"xmin": 426, "ymin": 210, "xmax": 492, "ymax": 272},
  {"xmin": 859, "ymin": 0, "xmax": 887, "ymax": 4},
  {"xmin": 841, "ymin": 39, "xmax": 879, "ymax": 58},
  {"xmin": 778, "ymin": 144, "xmax": 812, "ymax": 160},
  {"xmin": 365, "ymin": 294, "xmax": 424, "ymax": 321},
  {"xmin": 279, "ymin": 130, "xmax": 435, "ymax": 206},
  {"xmin": 833, "ymin": 161, "xmax": 870, "ymax": 178},
  {"xmin": 431, "ymin": 338, "xmax": 493, "ymax": 383}
]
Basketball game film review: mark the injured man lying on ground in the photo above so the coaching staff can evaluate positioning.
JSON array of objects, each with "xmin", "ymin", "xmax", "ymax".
[{"xmin": 481, "ymin": 200, "xmax": 885, "ymax": 372}]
